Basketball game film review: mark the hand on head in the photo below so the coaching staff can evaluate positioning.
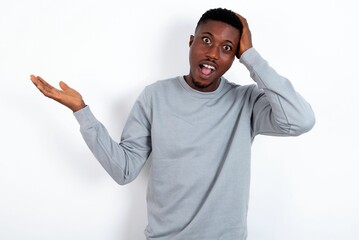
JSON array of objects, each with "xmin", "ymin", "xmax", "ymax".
[
  {"xmin": 30, "ymin": 75, "xmax": 86, "ymax": 112},
  {"xmin": 235, "ymin": 13, "xmax": 253, "ymax": 58}
]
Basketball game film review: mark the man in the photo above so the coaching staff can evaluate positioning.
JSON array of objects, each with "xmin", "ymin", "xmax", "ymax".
[{"xmin": 30, "ymin": 8, "xmax": 315, "ymax": 240}]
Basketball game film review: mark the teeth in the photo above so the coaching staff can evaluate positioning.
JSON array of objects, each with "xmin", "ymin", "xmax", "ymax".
[{"xmin": 203, "ymin": 64, "xmax": 216, "ymax": 70}]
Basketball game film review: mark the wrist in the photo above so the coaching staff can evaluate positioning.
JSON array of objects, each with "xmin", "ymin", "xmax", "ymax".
[{"xmin": 71, "ymin": 101, "xmax": 86, "ymax": 112}]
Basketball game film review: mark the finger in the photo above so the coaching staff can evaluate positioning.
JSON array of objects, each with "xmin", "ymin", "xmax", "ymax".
[
  {"xmin": 30, "ymin": 75, "xmax": 46, "ymax": 91},
  {"xmin": 30, "ymin": 75, "xmax": 47, "ymax": 89},
  {"xmin": 30, "ymin": 74, "xmax": 40, "ymax": 85},
  {"xmin": 36, "ymin": 76, "xmax": 54, "ymax": 89},
  {"xmin": 235, "ymin": 13, "xmax": 248, "ymax": 25},
  {"xmin": 59, "ymin": 81, "xmax": 70, "ymax": 91},
  {"xmin": 31, "ymin": 75, "xmax": 60, "ymax": 98}
]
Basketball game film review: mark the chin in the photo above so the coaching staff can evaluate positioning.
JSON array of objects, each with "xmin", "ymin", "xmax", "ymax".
[
  {"xmin": 193, "ymin": 79, "xmax": 218, "ymax": 91},
  {"xmin": 193, "ymin": 82, "xmax": 210, "ymax": 89}
]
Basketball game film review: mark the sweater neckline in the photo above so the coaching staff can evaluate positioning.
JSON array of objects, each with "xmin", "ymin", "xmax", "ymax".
[{"xmin": 178, "ymin": 76, "xmax": 225, "ymax": 99}]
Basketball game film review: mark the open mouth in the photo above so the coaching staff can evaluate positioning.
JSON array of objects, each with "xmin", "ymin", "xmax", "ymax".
[{"xmin": 199, "ymin": 63, "xmax": 216, "ymax": 75}]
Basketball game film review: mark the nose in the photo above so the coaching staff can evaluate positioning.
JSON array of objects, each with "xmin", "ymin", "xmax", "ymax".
[{"xmin": 206, "ymin": 45, "xmax": 219, "ymax": 60}]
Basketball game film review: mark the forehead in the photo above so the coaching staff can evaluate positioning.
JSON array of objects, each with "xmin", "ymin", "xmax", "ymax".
[{"xmin": 195, "ymin": 20, "xmax": 240, "ymax": 41}]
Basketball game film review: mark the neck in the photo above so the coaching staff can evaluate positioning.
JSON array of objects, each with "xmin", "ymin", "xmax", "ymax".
[{"xmin": 184, "ymin": 74, "xmax": 221, "ymax": 92}]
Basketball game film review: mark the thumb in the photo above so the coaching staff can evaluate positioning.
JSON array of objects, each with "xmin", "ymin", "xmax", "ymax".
[{"xmin": 59, "ymin": 81, "xmax": 70, "ymax": 91}]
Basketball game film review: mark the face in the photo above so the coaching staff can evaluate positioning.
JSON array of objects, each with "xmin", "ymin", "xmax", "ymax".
[{"xmin": 185, "ymin": 20, "xmax": 240, "ymax": 92}]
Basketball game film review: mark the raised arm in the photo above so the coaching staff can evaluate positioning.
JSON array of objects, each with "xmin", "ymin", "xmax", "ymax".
[
  {"xmin": 30, "ymin": 75, "xmax": 86, "ymax": 112},
  {"xmin": 233, "ymin": 15, "xmax": 315, "ymax": 136},
  {"xmin": 235, "ymin": 13, "xmax": 253, "ymax": 58},
  {"xmin": 30, "ymin": 74, "xmax": 151, "ymax": 184}
]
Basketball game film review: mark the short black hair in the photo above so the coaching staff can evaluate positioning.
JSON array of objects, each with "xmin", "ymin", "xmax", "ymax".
[{"xmin": 196, "ymin": 8, "xmax": 243, "ymax": 36}]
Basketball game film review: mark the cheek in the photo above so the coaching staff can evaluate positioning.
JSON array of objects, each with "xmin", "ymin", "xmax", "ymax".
[
  {"xmin": 188, "ymin": 48, "xmax": 196, "ymax": 65},
  {"xmin": 219, "ymin": 55, "xmax": 235, "ymax": 70},
  {"xmin": 189, "ymin": 46, "xmax": 203, "ymax": 63},
  {"xmin": 190, "ymin": 41, "xmax": 207, "ymax": 54}
]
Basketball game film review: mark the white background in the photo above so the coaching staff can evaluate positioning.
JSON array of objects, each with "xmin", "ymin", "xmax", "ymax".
[{"xmin": 1, "ymin": 0, "xmax": 358, "ymax": 239}]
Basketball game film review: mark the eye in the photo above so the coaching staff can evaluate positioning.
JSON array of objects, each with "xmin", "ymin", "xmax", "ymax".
[
  {"xmin": 223, "ymin": 45, "xmax": 232, "ymax": 51},
  {"xmin": 202, "ymin": 37, "xmax": 211, "ymax": 44}
]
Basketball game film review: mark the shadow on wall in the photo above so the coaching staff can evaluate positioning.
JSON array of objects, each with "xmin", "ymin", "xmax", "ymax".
[{"xmin": 157, "ymin": 19, "xmax": 194, "ymax": 79}]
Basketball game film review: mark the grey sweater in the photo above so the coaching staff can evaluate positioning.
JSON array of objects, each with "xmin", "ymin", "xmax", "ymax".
[{"xmin": 74, "ymin": 48, "xmax": 315, "ymax": 240}]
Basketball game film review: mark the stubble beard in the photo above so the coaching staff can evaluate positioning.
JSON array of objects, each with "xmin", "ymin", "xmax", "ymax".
[
  {"xmin": 192, "ymin": 77, "xmax": 209, "ymax": 89},
  {"xmin": 191, "ymin": 74, "xmax": 221, "ymax": 91}
]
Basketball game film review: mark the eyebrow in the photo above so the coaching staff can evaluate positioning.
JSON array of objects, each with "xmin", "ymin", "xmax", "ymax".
[{"xmin": 199, "ymin": 31, "xmax": 235, "ymax": 45}]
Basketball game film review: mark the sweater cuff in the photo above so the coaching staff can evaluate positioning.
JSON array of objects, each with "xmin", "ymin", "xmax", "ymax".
[
  {"xmin": 239, "ymin": 47, "xmax": 263, "ymax": 69},
  {"xmin": 73, "ymin": 105, "xmax": 99, "ymax": 130}
]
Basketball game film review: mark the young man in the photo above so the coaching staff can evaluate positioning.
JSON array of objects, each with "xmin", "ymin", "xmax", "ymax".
[{"xmin": 31, "ymin": 8, "xmax": 315, "ymax": 240}]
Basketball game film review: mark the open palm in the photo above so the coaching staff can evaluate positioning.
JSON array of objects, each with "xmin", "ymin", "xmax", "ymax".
[{"xmin": 30, "ymin": 75, "xmax": 86, "ymax": 112}]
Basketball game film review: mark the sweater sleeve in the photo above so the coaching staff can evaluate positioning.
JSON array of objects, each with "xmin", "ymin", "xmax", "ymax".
[
  {"xmin": 73, "ymin": 89, "xmax": 152, "ymax": 185},
  {"xmin": 239, "ymin": 48, "xmax": 315, "ymax": 136}
]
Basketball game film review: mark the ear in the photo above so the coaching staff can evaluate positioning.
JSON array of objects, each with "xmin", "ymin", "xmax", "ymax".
[
  {"xmin": 189, "ymin": 35, "xmax": 194, "ymax": 47},
  {"xmin": 235, "ymin": 35, "xmax": 241, "ymax": 59},
  {"xmin": 236, "ymin": 42, "xmax": 240, "ymax": 59}
]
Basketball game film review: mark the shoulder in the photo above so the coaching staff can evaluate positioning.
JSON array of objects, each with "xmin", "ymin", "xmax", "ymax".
[
  {"xmin": 143, "ymin": 76, "xmax": 182, "ymax": 97},
  {"xmin": 145, "ymin": 76, "xmax": 179, "ymax": 91},
  {"xmin": 136, "ymin": 76, "xmax": 182, "ymax": 105},
  {"xmin": 222, "ymin": 77, "xmax": 258, "ymax": 96},
  {"xmin": 221, "ymin": 78, "xmax": 265, "ymax": 108}
]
